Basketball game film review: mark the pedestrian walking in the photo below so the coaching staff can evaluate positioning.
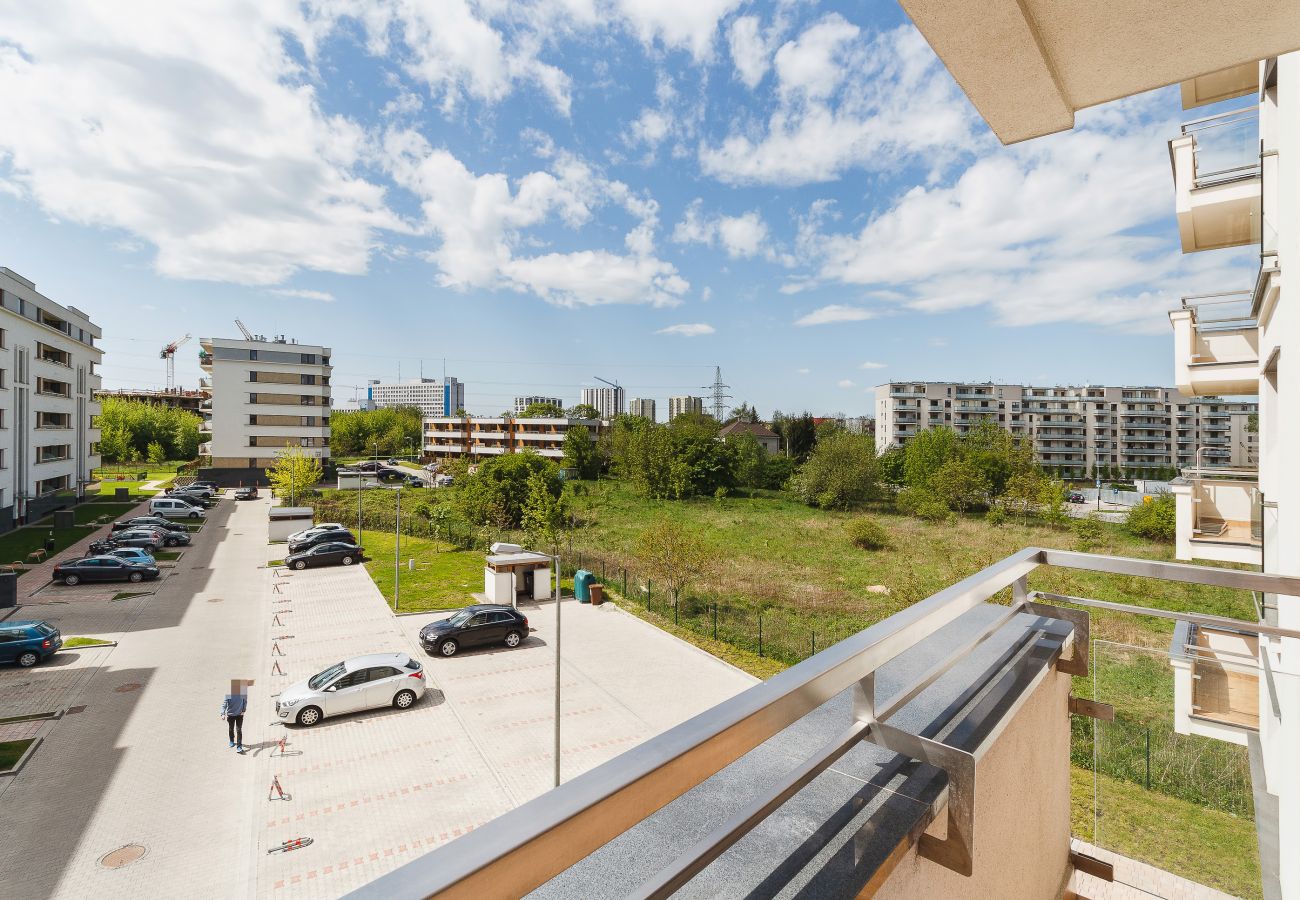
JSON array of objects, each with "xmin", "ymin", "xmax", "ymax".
[{"xmin": 221, "ymin": 679, "xmax": 250, "ymax": 753}]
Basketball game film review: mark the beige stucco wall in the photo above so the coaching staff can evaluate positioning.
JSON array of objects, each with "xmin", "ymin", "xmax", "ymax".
[{"xmin": 866, "ymin": 666, "xmax": 1072, "ymax": 900}]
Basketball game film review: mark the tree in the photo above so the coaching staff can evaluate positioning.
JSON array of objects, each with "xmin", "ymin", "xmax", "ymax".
[
  {"xmin": 929, "ymin": 457, "xmax": 990, "ymax": 513},
  {"xmin": 773, "ymin": 411, "xmax": 816, "ymax": 461},
  {"xmin": 729, "ymin": 433, "xmax": 767, "ymax": 490},
  {"xmin": 568, "ymin": 403, "xmax": 601, "ymax": 419},
  {"xmin": 329, "ymin": 406, "xmax": 422, "ymax": 457},
  {"xmin": 522, "ymin": 470, "xmax": 568, "ymax": 555},
  {"xmin": 1127, "ymin": 493, "xmax": 1176, "ymax": 541},
  {"xmin": 1004, "ymin": 469, "xmax": 1043, "ymax": 519},
  {"xmin": 903, "ymin": 427, "xmax": 959, "ymax": 489},
  {"xmin": 792, "ymin": 432, "xmax": 878, "ymax": 510},
  {"xmin": 877, "ymin": 446, "xmax": 906, "ymax": 485},
  {"xmin": 96, "ymin": 396, "xmax": 203, "ymax": 462},
  {"xmin": 727, "ymin": 402, "xmax": 759, "ymax": 424},
  {"xmin": 636, "ymin": 517, "xmax": 713, "ymax": 605},
  {"xmin": 146, "ymin": 441, "xmax": 166, "ymax": 464},
  {"xmin": 267, "ymin": 446, "xmax": 324, "ymax": 503},
  {"xmin": 522, "ymin": 401, "xmax": 564, "ymax": 417},
  {"xmin": 562, "ymin": 425, "xmax": 600, "ymax": 479},
  {"xmin": 1038, "ymin": 478, "xmax": 1069, "ymax": 528},
  {"xmin": 456, "ymin": 452, "xmax": 562, "ymax": 529}
]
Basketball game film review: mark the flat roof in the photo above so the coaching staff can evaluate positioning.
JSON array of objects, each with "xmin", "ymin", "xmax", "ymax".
[{"xmin": 486, "ymin": 551, "xmax": 552, "ymax": 567}]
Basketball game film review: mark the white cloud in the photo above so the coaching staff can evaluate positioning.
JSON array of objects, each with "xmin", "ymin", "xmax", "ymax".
[
  {"xmin": 0, "ymin": 1, "xmax": 401, "ymax": 285},
  {"xmin": 859, "ymin": 361, "xmax": 886, "ymax": 369},
  {"xmin": 269, "ymin": 288, "xmax": 337, "ymax": 302},
  {"xmin": 672, "ymin": 199, "xmax": 771, "ymax": 259},
  {"xmin": 655, "ymin": 322, "xmax": 715, "ymax": 337},
  {"xmin": 727, "ymin": 16, "xmax": 771, "ymax": 88},
  {"xmin": 614, "ymin": 0, "xmax": 743, "ymax": 60},
  {"xmin": 837, "ymin": 379, "xmax": 855, "ymax": 388},
  {"xmin": 796, "ymin": 367, "xmax": 810, "ymax": 375},
  {"xmin": 700, "ymin": 23, "xmax": 977, "ymax": 185},
  {"xmin": 929, "ymin": 337, "xmax": 948, "ymax": 348},
  {"xmin": 794, "ymin": 304, "xmax": 875, "ymax": 326},
  {"xmin": 701, "ymin": 286, "xmax": 713, "ymax": 302}
]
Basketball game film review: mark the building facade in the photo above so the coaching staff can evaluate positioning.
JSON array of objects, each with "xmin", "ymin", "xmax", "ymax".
[
  {"xmin": 94, "ymin": 388, "xmax": 204, "ymax": 411},
  {"xmin": 367, "ymin": 378, "xmax": 463, "ymax": 417},
  {"xmin": 198, "ymin": 335, "xmax": 331, "ymax": 482},
  {"xmin": 875, "ymin": 382, "xmax": 1257, "ymax": 476},
  {"xmin": 581, "ymin": 386, "xmax": 624, "ymax": 418},
  {"xmin": 514, "ymin": 395, "xmax": 564, "ymax": 415},
  {"xmin": 667, "ymin": 395, "xmax": 704, "ymax": 421},
  {"xmin": 424, "ymin": 416, "xmax": 603, "ymax": 463},
  {"xmin": 627, "ymin": 397, "xmax": 656, "ymax": 421},
  {"xmin": 0, "ymin": 268, "xmax": 102, "ymax": 529}
]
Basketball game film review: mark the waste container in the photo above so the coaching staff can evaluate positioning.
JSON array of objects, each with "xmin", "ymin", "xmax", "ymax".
[
  {"xmin": 589, "ymin": 583, "xmax": 604, "ymax": 606},
  {"xmin": 0, "ymin": 572, "xmax": 16, "ymax": 609},
  {"xmin": 44, "ymin": 531, "xmax": 56, "ymax": 553},
  {"xmin": 574, "ymin": 569, "xmax": 594, "ymax": 603}
]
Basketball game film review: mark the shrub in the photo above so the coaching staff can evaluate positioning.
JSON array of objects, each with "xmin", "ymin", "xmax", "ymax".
[
  {"xmin": 1073, "ymin": 514, "xmax": 1105, "ymax": 551},
  {"xmin": 1126, "ymin": 493, "xmax": 1176, "ymax": 542},
  {"xmin": 985, "ymin": 506, "xmax": 1007, "ymax": 527},
  {"xmin": 846, "ymin": 517, "xmax": 891, "ymax": 550},
  {"xmin": 895, "ymin": 486, "xmax": 933, "ymax": 516},
  {"xmin": 917, "ymin": 497, "xmax": 954, "ymax": 524}
]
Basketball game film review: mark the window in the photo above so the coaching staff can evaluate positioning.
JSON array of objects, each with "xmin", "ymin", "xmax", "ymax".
[
  {"xmin": 365, "ymin": 667, "xmax": 398, "ymax": 681},
  {"xmin": 36, "ymin": 376, "xmax": 70, "ymax": 397},
  {"xmin": 249, "ymin": 371, "xmax": 258, "ymax": 382},
  {"xmin": 36, "ymin": 475, "xmax": 70, "ymax": 495},
  {"xmin": 299, "ymin": 374, "xmax": 316, "ymax": 385}
]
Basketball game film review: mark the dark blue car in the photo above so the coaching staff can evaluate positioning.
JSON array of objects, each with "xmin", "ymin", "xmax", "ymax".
[{"xmin": 0, "ymin": 620, "xmax": 63, "ymax": 668}]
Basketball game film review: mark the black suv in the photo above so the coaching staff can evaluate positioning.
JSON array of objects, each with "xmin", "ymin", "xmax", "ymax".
[
  {"xmin": 112, "ymin": 516, "xmax": 188, "ymax": 533},
  {"xmin": 420, "ymin": 605, "xmax": 529, "ymax": 657},
  {"xmin": 288, "ymin": 529, "xmax": 357, "ymax": 555}
]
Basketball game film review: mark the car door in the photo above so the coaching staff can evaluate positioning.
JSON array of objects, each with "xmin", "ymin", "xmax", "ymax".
[
  {"xmin": 458, "ymin": 613, "xmax": 493, "ymax": 647},
  {"xmin": 0, "ymin": 629, "xmax": 18, "ymax": 663},
  {"xmin": 308, "ymin": 544, "xmax": 336, "ymax": 567},
  {"xmin": 98, "ymin": 559, "xmax": 129, "ymax": 582},
  {"xmin": 324, "ymin": 669, "xmax": 371, "ymax": 716},
  {"xmin": 362, "ymin": 667, "xmax": 399, "ymax": 709}
]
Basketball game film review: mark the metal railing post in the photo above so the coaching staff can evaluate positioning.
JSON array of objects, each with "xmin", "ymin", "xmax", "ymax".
[
  {"xmin": 758, "ymin": 611, "xmax": 763, "ymax": 657},
  {"xmin": 712, "ymin": 604, "xmax": 717, "ymax": 640}
]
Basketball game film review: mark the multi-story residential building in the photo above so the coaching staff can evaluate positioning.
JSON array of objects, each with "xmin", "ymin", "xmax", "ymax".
[
  {"xmin": 580, "ymin": 385, "xmax": 624, "ymax": 418},
  {"xmin": 93, "ymin": 387, "xmax": 204, "ymax": 412},
  {"xmin": 423, "ymin": 416, "xmax": 603, "ymax": 464},
  {"xmin": 875, "ymin": 382, "xmax": 1257, "ymax": 476},
  {"xmin": 844, "ymin": 415, "xmax": 874, "ymax": 436},
  {"xmin": 515, "ymin": 395, "xmax": 564, "ymax": 415},
  {"xmin": 0, "ymin": 268, "xmax": 102, "ymax": 529},
  {"xmin": 667, "ymin": 395, "xmax": 704, "ymax": 421},
  {"xmin": 627, "ymin": 397, "xmax": 656, "ymax": 421},
  {"xmin": 197, "ymin": 335, "xmax": 331, "ymax": 484},
  {"xmin": 367, "ymin": 377, "xmax": 463, "ymax": 417}
]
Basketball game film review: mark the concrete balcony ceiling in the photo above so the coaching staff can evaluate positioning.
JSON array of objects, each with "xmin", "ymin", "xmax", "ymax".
[{"xmin": 897, "ymin": 0, "xmax": 1300, "ymax": 144}]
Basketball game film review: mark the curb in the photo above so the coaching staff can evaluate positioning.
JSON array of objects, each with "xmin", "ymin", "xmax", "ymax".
[
  {"xmin": 0, "ymin": 736, "xmax": 43, "ymax": 777},
  {"xmin": 58, "ymin": 640, "xmax": 119, "ymax": 651}
]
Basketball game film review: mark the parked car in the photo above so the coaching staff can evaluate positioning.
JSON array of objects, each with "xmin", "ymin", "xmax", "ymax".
[
  {"xmin": 434, "ymin": 474, "xmax": 454, "ymax": 487},
  {"xmin": 404, "ymin": 475, "xmax": 424, "ymax": 488},
  {"xmin": 287, "ymin": 522, "xmax": 347, "ymax": 544},
  {"xmin": 168, "ymin": 490, "xmax": 213, "ymax": 508},
  {"xmin": 190, "ymin": 481, "xmax": 219, "ymax": 492},
  {"xmin": 149, "ymin": 497, "xmax": 205, "ymax": 519},
  {"xmin": 423, "ymin": 463, "xmax": 439, "ymax": 472},
  {"xmin": 420, "ymin": 605, "xmax": 530, "ymax": 657},
  {"xmin": 288, "ymin": 529, "xmax": 357, "ymax": 555},
  {"xmin": 107, "ymin": 547, "xmax": 156, "ymax": 566},
  {"xmin": 112, "ymin": 516, "xmax": 188, "ymax": 533},
  {"xmin": 375, "ymin": 467, "xmax": 407, "ymax": 483},
  {"xmin": 233, "ymin": 486, "xmax": 259, "ymax": 500},
  {"xmin": 0, "ymin": 620, "xmax": 62, "ymax": 667},
  {"xmin": 1068, "ymin": 492, "xmax": 1087, "ymax": 504},
  {"xmin": 53, "ymin": 556, "xmax": 160, "ymax": 586},
  {"xmin": 275, "ymin": 652, "xmax": 426, "ymax": 726},
  {"xmin": 285, "ymin": 541, "xmax": 364, "ymax": 570},
  {"xmin": 168, "ymin": 485, "xmax": 214, "ymax": 500},
  {"xmin": 351, "ymin": 461, "xmax": 382, "ymax": 473},
  {"xmin": 120, "ymin": 526, "xmax": 189, "ymax": 548}
]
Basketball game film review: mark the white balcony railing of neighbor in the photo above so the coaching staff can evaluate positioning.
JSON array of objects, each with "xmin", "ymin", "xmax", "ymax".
[{"xmin": 1179, "ymin": 107, "xmax": 1260, "ymax": 188}]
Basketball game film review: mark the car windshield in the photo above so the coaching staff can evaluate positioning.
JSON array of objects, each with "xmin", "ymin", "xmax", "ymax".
[
  {"xmin": 447, "ymin": 610, "xmax": 474, "ymax": 627},
  {"xmin": 308, "ymin": 662, "xmax": 346, "ymax": 690}
]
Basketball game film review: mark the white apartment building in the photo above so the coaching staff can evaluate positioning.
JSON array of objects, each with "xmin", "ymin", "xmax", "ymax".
[
  {"xmin": 514, "ymin": 395, "xmax": 563, "ymax": 415},
  {"xmin": 580, "ymin": 385, "xmax": 624, "ymax": 418},
  {"xmin": 667, "ymin": 395, "xmax": 704, "ymax": 420},
  {"xmin": 876, "ymin": 382, "xmax": 1256, "ymax": 477},
  {"xmin": 198, "ymin": 335, "xmax": 331, "ymax": 481},
  {"xmin": 0, "ymin": 267, "xmax": 102, "ymax": 528},
  {"xmin": 628, "ymin": 397, "xmax": 656, "ymax": 421},
  {"xmin": 367, "ymin": 378, "xmax": 464, "ymax": 417},
  {"xmin": 424, "ymin": 416, "xmax": 603, "ymax": 463}
]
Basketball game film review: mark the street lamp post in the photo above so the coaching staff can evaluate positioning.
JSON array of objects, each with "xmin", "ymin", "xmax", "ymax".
[
  {"xmin": 553, "ymin": 552, "xmax": 561, "ymax": 787},
  {"xmin": 393, "ymin": 486, "xmax": 402, "ymax": 611},
  {"xmin": 357, "ymin": 469, "xmax": 363, "ymax": 546}
]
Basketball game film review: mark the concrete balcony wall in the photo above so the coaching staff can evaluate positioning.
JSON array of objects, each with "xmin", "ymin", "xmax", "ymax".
[
  {"xmin": 1173, "ymin": 477, "xmax": 1262, "ymax": 565},
  {"xmin": 1169, "ymin": 309, "xmax": 1259, "ymax": 396},
  {"xmin": 1170, "ymin": 130, "xmax": 1261, "ymax": 253}
]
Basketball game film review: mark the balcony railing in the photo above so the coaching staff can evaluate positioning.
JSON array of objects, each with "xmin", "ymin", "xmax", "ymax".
[
  {"xmin": 1178, "ymin": 107, "xmax": 1260, "ymax": 188},
  {"xmin": 355, "ymin": 549, "xmax": 1300, "ymax": 900},
  {"xmin": 1179, "ymin": 466, "xmax": 1261, "ymax": 555}
]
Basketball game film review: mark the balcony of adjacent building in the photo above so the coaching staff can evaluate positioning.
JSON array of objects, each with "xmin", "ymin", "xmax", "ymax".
[
  {"xmin": 1169, "ymin": 622, "xmax": 1259, "ymax": 747},
  {"xmin": 1169, "ymin": 107, "xmax": 1261, "ymax": 253},
  {"xmin": 1169, "ymin": 292, "xmax": 1258, "ymax": 397},
  {"xmin": 888, "ymin": 386, "xmax": 927, "ymax": 398},
  {"xmin": 1171, "ymin": 465, "xmax": 1261, "ymax": 566}
]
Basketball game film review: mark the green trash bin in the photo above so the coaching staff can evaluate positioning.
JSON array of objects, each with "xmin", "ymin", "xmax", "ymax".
[{"xmin": 574, "ymin": 570, "xmax": 594, "ymax": 603}]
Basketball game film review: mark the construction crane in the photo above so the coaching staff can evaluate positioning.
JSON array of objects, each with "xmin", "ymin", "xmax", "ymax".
[
  {"xmin": 592, "ymin": 376, "xmax": 622, "ymax": 417},
  {"xmin": 235, "ymin": 318, "xmax": 255, "ymax": 341},
  {"xmin": 159, "ymin": 333, "xmax": 191, "ymax": 391}
]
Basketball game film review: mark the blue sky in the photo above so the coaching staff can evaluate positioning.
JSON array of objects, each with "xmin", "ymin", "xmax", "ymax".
[{"xmin": 0, "ymin": 0, "xmax": 1256, "ymax": 419}]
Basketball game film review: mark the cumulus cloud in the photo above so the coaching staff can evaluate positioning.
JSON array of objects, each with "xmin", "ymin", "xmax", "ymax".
[
  {"xmin": 672, "ymin": 199, "xmax": 772, "ymax": 259},
  {"xmin": 269, "ymin": 288, "xmax": 337, "ymax": 302},
  {"xmin": 614, "ymin": 0, "xmax": 744, "ymax": 60},
  {"xmin": 655, "ymin": 322, "xmax": 715, "ymax": 337},
  {"xmin": 859, "ymin": 361, "xmax": 886, "ymax": 369},
  {"xmin": 727, "ymin": 16, "xmax": 772, "ymax": 88},
  {"xmin": 794, "ymin": 304, "xmax": 875, "ymax": 326},
  {"xmin": 837, "ymin": 379, "xmax": 855, "ymax": 388}
]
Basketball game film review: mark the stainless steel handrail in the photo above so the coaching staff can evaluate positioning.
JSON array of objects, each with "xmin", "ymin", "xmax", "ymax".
[{"xmin": 350, "ymin": 549, "xmax": 1300, "ymax": 900}]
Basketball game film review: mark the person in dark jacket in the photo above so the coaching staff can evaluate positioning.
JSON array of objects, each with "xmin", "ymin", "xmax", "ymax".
[{"xmin": 221, "ymin": 680, "xmax": 250, "ymax": 753}]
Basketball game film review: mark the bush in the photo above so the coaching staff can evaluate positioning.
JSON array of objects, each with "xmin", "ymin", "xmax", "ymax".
[
  {"xmin": 1073, "ymin": 514, "xmax": 1105, "ymax": 551},
  {"xmin": 846, "ymin": 517, "xmax": 891, "ymax": 550},
  {"xmin": 985, "ymin": 506, "xmax": 1007, "ymax": 527},
  {"xmin": 1126, "ymin": 493, "xmax": 1176, "ymax": 541},
  {"xmin": 917, "ymin": 497, "xmax": 954, "ymax": 524},
  {"xmin": 895, "ymin": 486, "xmax": 933, "ymax": 516}
]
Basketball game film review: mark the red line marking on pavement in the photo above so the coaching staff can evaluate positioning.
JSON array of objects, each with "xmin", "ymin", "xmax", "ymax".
[
  {"xmin": 483, "ymin": 705, "xmax": 603, "ymax": 732},
  {"xmin": 444, "ymin": 660, "xmax": 555, "ymax": 681}
]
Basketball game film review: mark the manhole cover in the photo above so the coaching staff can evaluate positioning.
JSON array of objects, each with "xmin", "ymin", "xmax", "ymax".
[
  {"xmin": 99, "ymin": 844, "xmax": 147, "ymax": 869},
  {"xmin": 207, "ymin": 598, "xmax": 224, "ymax": 603},
  {"xmin": 114, "ymin": 683, "xmax": 143, "ymax": 693}
]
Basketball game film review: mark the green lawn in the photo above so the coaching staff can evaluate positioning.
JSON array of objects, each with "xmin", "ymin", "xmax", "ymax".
[
  {"xmin": 360, "ymin": 531, "xmax": 484, "ymax": 612},
  {"xmin": 89, "ymin": 477, "xmax": 173, "ymax": 498},
  {"xmin": 62, "ymin": 636, "xmax": 113, "ymax": 648},
  {"xmin": 0, "ymin": 739, "xmax": 34, "ymax": 771}
]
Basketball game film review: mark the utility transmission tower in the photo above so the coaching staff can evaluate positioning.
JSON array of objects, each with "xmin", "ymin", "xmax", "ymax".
[{"xmin": 703, "ymin": 366, "xmax": 732, "ymax": 421}]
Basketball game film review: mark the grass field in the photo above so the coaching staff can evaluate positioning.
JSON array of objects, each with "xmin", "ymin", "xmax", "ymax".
[
  {"xmin": 89, "ymin": 477, "xmax": 173, "ymax": 498},
  {"xmin": 0, "ymin": 501, "xmax": 138, "ymax": 568},
  {"xmin": 359, "ymin": 531, "xmax": 484, "ymax": 611},
  {"xmin": 0, "ymin": 739, "xmax": 34, "ymax": 771}
]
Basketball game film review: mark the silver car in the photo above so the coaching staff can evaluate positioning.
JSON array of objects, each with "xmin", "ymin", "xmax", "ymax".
[{"xmin": 275, "ymin": 652, "xmax": 426, "ymax": 727}]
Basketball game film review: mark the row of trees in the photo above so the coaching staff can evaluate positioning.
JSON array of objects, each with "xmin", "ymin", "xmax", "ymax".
[
  {"xmin": 98, "ymin": 397, "xmax": 202, "ymax": 463},
  {"xmin": 330, "ymin": 406, "xmax": 423, "ymax": 457}
]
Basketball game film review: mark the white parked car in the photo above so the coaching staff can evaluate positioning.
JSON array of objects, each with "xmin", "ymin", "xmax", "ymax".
[
  {"xmin": 148, "ymin": 497, "xmax": 205, "ymax": 519},
  {"xmin": 286, "ymin": 522, "xmax": 347, "ymax": 544},
  {"xmin": 275, "ymin": 653, "xmax": 426, "ymax": 727}
]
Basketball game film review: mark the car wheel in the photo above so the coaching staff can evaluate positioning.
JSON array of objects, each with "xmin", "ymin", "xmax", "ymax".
[
  {"xmin": 145, "ymin": 544, "xmax": 158, "ymax": 553},
  {"xmin": 17, "ymin": 651, "xmax": 39, "ymax": 668},
  {"xmin": 393, "ymin": 689, "xmax": 416, "ymax": 709},
  {"xmin": 128, "ymin": 571, "xmax": 144, "ymax": 583},
  {"xmin": 296, "ymin": 706, "xmax": 322, "ymax": 727},
  {"xmin": 293, "ymin": 560, "xmax": 307, "ymax": 571},
  {"xmin": 341, "ymin": 555, "xmax": 354, "ymax": 566},
  {"xmin": 439, "ymin": 639, "xmax": 459, "ymax": 657},
  {"xmin": 504, "ymin": 630, "xmax": 522, "ymax": 648},
  {"xmin": 165, "ymin": 537, "xmax": 179, "ymax": 547},
  {"xmin": 63, "ymin": 574, "xmax": 80, "ymax": 586},
  {"xmin": 189, "ymin": 512, "xmax": 200, "ymax": 519}
]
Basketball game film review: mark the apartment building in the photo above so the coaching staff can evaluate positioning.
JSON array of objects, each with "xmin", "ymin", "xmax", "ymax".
[
  {"xmin": 0, "ymin": 268, "xmax": 102, "ymax": 529},
  {"xmin": 367, "ymin": 377, "xmax": 463, "ymax": 417},
  {"xmin": 423, "ymin": 416, "xmax": 603, "ymax": 463},
  {"xmin": 197, "ymin": 335, "xmax": 331, "ymax": 484},
  {"xmin": 627, "ymin": 397, "xmax": 656, "ymax": 421},
  {"xmin": 875, "ymin": 382, "xmax": 1257, "ymax": 476},
  {"xmin": 514, "ymin": 395, "xmax": 563, "ymax": 415},
  {"xmin": 667, "ymin": 395, "xmax": 704, "ymax": 420},
  {"xmin": 580, "ymin": 385, "xmax": 624, "ymax": 418}
]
